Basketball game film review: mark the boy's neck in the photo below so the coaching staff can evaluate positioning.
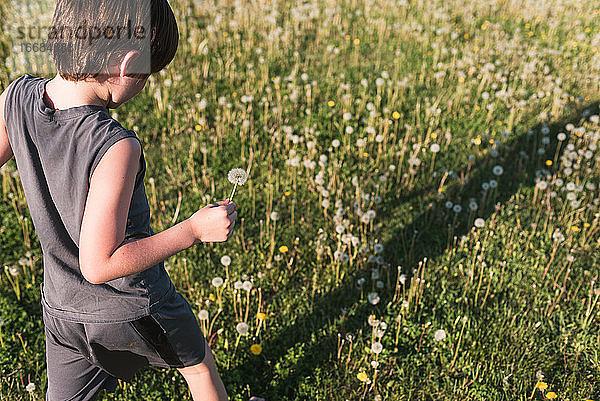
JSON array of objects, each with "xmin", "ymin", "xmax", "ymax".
[{"xmin": 44, "ymin": 75, "xmax": 111, "ymax": 110}]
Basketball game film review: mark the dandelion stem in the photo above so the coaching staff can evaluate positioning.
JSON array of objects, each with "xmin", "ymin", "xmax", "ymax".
[{"xmin": 229, "ymin": 183, "xmax": 238, "ymax": 202}]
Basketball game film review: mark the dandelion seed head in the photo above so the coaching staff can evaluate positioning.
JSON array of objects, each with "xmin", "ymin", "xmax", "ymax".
[
  {"xmin": 236, "ymin": 322, "xmax": 249, "ymax": 335},
  {"xmin": 198, "ymin": 310, "xmax": 209, "ymax": 320},
  {"xmin": 227, "ymin": 168, "xmax": 248, "ymax": 185}
]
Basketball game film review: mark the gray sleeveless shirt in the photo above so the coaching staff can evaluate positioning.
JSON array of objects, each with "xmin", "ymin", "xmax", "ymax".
[{"xmin": 4, "ymin": 74, "xmax": 174, "ymax": 323}]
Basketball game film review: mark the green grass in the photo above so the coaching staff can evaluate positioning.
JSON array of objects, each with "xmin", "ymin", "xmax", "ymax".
[{"xmin": 1, "ymin": 0, "xmax": 600, "ymax": 399}]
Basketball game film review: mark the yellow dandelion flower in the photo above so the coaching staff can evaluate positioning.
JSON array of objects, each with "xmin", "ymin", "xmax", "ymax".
[
  {"xmin": 473, "ymin": 137, "xmax": 482, "ymax": 145},
  {"xmin": 357, "ymin": 372, "xmax": 368, "ymax": 382},
  {"xmin": 464, "ymin": 33, "xmax": 469, "ymax": 39},
  {"xmin": 584, "ymin": 222, "xmax": 590, "ymax": 228},
  {"xmin": 585, "ymin": 27, "xmax": 591, "ymax": 33},
  {"xmin": 536, "ymin": 382, "xmax": 548, "ymax": 390},
  {"xmin": 431, "ymin": 132, "xmax": 437, "ymax": 139},
  {"xmin": 353, "ymin": 38, "xmax": 360, "ymax": 45},
  {"xmin": 546, "ymin": 392, "xmax": 557, "ymax": 399},
  {"xmin": 195, "ymin": 124, "xmax": 202, "ymax": 131},
  {"xmin": 362, "ymin": 152, "xmax": 369, "ymax": 158},
  {"xmin": 572, "ymin": 41, "xmax": 578, "ymax": 47},
  {"xmin": 279, "ymin": 245, "xmax": 288, "ymax": 253},
  {"xmin": 257, "ymin": 312, "xmax": 266, "ymax": 320},
  {"xmin": 232, "ymin": 92, "xmax": 237, "ymax": 98},
  {"xmin": 489, "ymin": 139, "xmax": 495, "ymax": 144},
  {"xmin": 545, "ymin": 160, "xmax": 553, "ymax": 166},
  {"xmin": 328, "ymin": 100, "xmax": 335, "ymax": 107},
  {"xmin": 209, "ymin": 293, "xmax": 216, "ymax": 302},
  {"xmin": 250, "ymin": 344, "xmax": 262, "ymax": 355},
  {"xmin": 528, "ymin": 31, "xmax": 534, "ymax": 37},
  {"xmin": 345, "ymin": 34, "xmax": 351, "ymax": 41},
  {"xmin": 458, "ymin": 76, "xmax": 465, "ymax": 83},
  {"xmin": 571, "ymin": 225, "xmax": 580, "ymax": 232},
  {"xmin": 284, "ymin": 190, "xmax": 291, "ymax": 196},
  {"xmin": 474, "ymin": 105, "xmax": 480, "ymax": 111},
  {"xmin": 392, "ymin": 111, "xmax": 400, "ymax": 119},
  {"xmin": 481, "ymin": 23, "xmax": 487, "ymax": 30}
]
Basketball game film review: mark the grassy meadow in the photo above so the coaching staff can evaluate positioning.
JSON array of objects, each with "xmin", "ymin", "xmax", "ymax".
[{"xmin": 1, "ymin": 0, "xmax": 600, "ymax": 399}]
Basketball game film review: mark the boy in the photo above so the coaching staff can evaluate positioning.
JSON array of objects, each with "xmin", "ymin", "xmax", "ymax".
[{"xmin": 0, "ymin": 0, "xmax": 234, "ymax": 399}]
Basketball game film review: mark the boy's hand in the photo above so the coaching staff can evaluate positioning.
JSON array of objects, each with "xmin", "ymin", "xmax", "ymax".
[{"xmin": 188, "ymin": 199, "xmax": 237, "ymax": 244}]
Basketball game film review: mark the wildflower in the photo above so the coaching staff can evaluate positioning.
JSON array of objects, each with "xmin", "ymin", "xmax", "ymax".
[
  {"xmin": 536, "ymin": 382, "xmax": 548, "ymax": 390},
  {"xmin": 250, "ymin": 344, "xmax": 262, "ymax": 355},
  {"xmin": 279, "ymin": 245, "xmax": 288, "ymax": 253},
  {"xmin": 234, "ymin": 281, "xmax": 243, "ymax": 290},
  {"xmin": 221, "ymin": 255, "xmax": 231, "ymax": 266},
  {"xmin": 328, "ymin": 100, "xmax": 335, "ymax": 107},
  {"xmin": 434, "ymin": 329, "xmax": 447, "ymax": 341},
  {"xmin": 357, "ymin": 277, "xmax": 366, "ymax": 286},
  {"xmin": 194, "ymin": 124, "xmax": 202, "ymax": 131},
  {"xmin": 236, "ymin": 322, "xmax": 249, "ymax": 336},
  {"xmin": 211, "ymin": 277, "xmax": 224, "ymax": 288},
  {"xmin": 208, "ymin": 293, "xmax": 216, "ymax": 302},
  {"xmin": 371, "ymin": 342, "xmax": 383, "ymax": 354},
  {"xmin": 257, "ymin": 312, "xmax": 266, "ymax": 320},
  {"xmin": 492, "ymin": 165, "xmax": 504, "ymax": 176},
  {"xmin": 367, "ymin": 292, "xmax": 380, "ymax": 305},
  {"xmin": 392, "ymin": 111, "xmax": 400, "ymax": 119},
  {"xmin": 270, "ymin": 211, "xmax": 279, "ymax": 221},
  {"xmin": 198, "ymin": 310, "xmax": 209, "ymax": 320},
  {"xmin": 26, "ymin": 383, "xmax": 35, "ymax": 394},
  {"xmin": 242, "ymin": 281, "xmax": 253, "ymax": 292},
  {"xmin": 368, "ymin": 315, "xmax": 379, "ymax": 326},
  {"xmin": 227, "ymin": 168, "xmax": 248, "ymax": 201},
  {"xmin": 374, "ymin": 243, "xmax": 384, "ymax": 254},
  {"xmin": 545, "ymin": 392, "xmax": 557, "ymax": 399},
  {"xmin": 430, "ymin": 143, "xmax": 441, "ymax": 153},
  {"xmin": 357, "ymin": 372, "xmax": 369, "ymax": 382},
  {"xmin": 332, "ymin": 139, "xmax": 340, "ymax": 147},
  {"xmin": 474, "ymin": 218, "xmax": 485, "ymax": 228},
  {"xmin": 399, "ymin": 274, "xmax": 406, "ymax": 285}
]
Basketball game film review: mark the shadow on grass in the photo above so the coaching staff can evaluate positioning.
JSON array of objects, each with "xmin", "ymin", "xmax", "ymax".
[{"xmin": 227, "ymin": 100, "xmax": 599, "ymax": 400}]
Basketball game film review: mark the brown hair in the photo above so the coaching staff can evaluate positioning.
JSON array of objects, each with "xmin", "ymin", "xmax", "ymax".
[{"xmin": 47, "ymin": 0, "xmax": 178, "ymax": 80}]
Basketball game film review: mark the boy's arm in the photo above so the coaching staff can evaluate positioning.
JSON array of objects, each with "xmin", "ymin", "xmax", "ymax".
[
  {"xmin": 79, "ymin": 137, "xmax": 197, "ymax": 285},
  {"xmin": 0, "ymin": 90, "xmax": 14, "ymax": 168}
]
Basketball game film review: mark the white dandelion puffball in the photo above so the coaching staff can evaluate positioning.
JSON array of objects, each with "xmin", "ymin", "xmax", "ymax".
[
  {"xmin": 430, "ymin": 143, "xmax": 441, "ymax": 153},
  {"xmin": 434, "ymin": 329, "xmax": 447, "ymax": 341},
  {"xmin": 236, "ymin": 322, "xmax": 249, "ymax": 335},
  {"xmin": 228, "ymin": 168, "xmax": 248, "ymax": 185},
  {"xmin": 220, "ymin": 255, "xmax": 231, "ymax": 266},
  {"xmin": 368, "ymin": 292, "xmax": 380, "ymax": 305},
  {"xmin": 371, "ymin": 342, "xmax": 383, "ymax": 354},
  {"xmin": 198, "ymin": 310, "xmax": 209, "ymax": 320},
  {"xmin": 474, "ymin": 218, "xmax": 485, "ymax": 228},
  {"xmin": 492, "ymin": 165, "xmax": 504, "ymax": 176},
  {"xmin": 242, "ymin": 280, "xmax": 253, "ymax": 292},
  {"xmin": 270, "ymin": 211, "xmax": 279, "ymax": 221},
  {"xmin": 211, "ymin": 277, "xmax": 224, "ymax": 287},
  {"xmin": 26, "ymin": 383, "xmax": 36, "ymax": 393}
]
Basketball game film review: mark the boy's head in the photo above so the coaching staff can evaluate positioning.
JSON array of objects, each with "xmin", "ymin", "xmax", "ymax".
[{"xmin": 47, "ymin": 0, "xmax": 178, "ymax": 82}]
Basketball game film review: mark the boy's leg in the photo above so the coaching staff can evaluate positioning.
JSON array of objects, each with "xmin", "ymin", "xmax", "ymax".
[{"xmin": 176, "ymin": 341, "xmax": 228, "ymax": 401}]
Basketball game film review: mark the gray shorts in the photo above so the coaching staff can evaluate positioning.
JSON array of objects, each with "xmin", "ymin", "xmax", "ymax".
[{"xmin": 43, "ymin": 290, "xmax": 206, "ymax": 401}]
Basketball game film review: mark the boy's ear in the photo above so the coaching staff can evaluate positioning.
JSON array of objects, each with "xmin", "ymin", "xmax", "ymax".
[{"xmin": 119, "ymin": 50, "xmax": 142, "ymax": 78}]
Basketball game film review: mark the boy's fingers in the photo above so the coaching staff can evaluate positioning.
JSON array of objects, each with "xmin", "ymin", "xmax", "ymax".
[{"xmin": 224, "ymin": 202, "xmax": 237, "ymax": 214}]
